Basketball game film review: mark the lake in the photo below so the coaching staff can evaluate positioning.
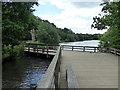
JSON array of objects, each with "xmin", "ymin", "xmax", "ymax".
[{"xmin": 59, "ymin": 40, "xmax": 100, "ymax": 47}]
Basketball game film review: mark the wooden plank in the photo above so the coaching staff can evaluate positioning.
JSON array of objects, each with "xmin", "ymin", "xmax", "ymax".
[{"xmin": 66, "ymin": 64, "xmax": 80, "ymax": 88}]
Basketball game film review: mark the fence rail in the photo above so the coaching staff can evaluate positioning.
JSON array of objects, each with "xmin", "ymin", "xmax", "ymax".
[
  {"xmin": 24, "ymin": 43, "xmax": 59, "ymax": 57},
  {"xmin": 61, "ymin": 45, "xmax": 100, "ymax": 52},
  {"xmin": 107, "ymin": 47, "xmax": 120, "ymax": 56},
  {"xmin": 36, "ymin": 46, "xmax": 61, "ymax": 89}
]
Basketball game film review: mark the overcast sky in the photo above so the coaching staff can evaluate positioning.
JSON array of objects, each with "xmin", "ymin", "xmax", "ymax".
[{"xmin": 33, "ymin": 0, "xmax": 107, "ymax": 34}]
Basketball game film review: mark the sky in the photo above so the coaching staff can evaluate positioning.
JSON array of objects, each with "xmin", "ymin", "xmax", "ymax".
[{"xmin": 33, "ymin": 0, "xmax": 108, "ymax": 34}]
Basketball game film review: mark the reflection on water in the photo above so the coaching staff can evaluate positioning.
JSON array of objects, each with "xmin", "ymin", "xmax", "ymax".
[
  {"xmin": 59, "ymin": 40, "xmax": 100, "ymax": 47},
  {"xmin": 2, "ymin": 56, "xmax": 50, "ymax": 88}
]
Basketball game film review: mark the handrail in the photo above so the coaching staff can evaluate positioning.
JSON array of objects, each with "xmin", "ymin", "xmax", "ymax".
[
  {"xmin": 107, "ymin": 47, "xmax": 120, "ymax": 55},
  {"xmin": 24, "ymin": 44, "xmax": 58, "ymax": 57},
  {"xmin": 62, "ymin": 45, "xmax": 99, "ymax": 48},
  {"xmin": 66, "ymin": 65, "xmax": 80, "ymax": 88},
  {"xmin": 61, "ymin": 45, "xmax": 100, "ymax": 52},
  {"xmin": 36, "ymin": 46, "xmax": 61, "ymax": 89}
]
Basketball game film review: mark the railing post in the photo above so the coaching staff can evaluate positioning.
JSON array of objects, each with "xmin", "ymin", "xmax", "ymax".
[
  {"xmin": 94, "ymin": 48, "xmax": 96, "ymax": 53},
  {"xmin": 83, "ymin": 46, "xmax": 85, "ymax": 52},
  {"xmin": 37, "ymin": 45, "xmax": 38, "ymax": 53},
  {"xmin": 33, "ymin": 45, "xmax": 36, "ymax": 53},
  {"xmin": 72, "ymin": 46, "xmax": 73, "ymax": 51},
  {"xmin": 42, "ymin": 48, "xmax": 44, "ymax": 53},
  {"xmin": 62, "ymin": 45, "xmax": 64, "ymax": 50},
  {"xmin": 28, "ymin": 45, "xmax": 30, "ymax": 52},
  {"xmin": 46, "ymin": 45, "xmax": 49, "ymax": 58}
]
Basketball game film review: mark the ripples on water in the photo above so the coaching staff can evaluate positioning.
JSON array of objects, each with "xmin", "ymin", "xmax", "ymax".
[{"xmin": 2, "ymin": 56, "xmax": 51, "ymax": 88}]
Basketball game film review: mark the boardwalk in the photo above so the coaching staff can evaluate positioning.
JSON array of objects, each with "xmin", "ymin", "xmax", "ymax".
[{"xmin": 60, "ymin": 51, "xmax": 118, "ymax": 88}]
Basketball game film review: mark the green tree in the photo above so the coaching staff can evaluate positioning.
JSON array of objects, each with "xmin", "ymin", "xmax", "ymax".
[
  {"xmin": 91, "ymin": 2, "xmax": 120, "ymax": 48},
  {"xmin": 2, "ymin": 2, "xmax": 38, "ymax": 45},
  {"xmin": 36, "ymin": 19, "xmax": 60, "ymax": 44}
]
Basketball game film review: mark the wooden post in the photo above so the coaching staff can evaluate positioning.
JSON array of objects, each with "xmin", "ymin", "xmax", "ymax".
[
  {"xmin": 46, "ymin": 45, "xmax": 49, "ymax": 58},
  {"xmin": 42, "ymin": 48, "xmax": 44, "ymax": 53},
  {"xmin": 37, "ymin": 45, "xmax": 38, "ymax": 53},
  {"xmin": 62, "ymin": 46, "xmax": 64, "ymax": 50},
  {"xmin": 72, "ymin": 46, "xmax": 73, "ymax": 51},
  {"xmin": 83, "ymin": 46, "xmax": 85, "ymax": 52},
  {"xmin": 33, "ymin": 45, "xmax": 35, "ymax": 53},
  {"xmin": 28, "ymin": 45, "xmax": 30, "ymax": 52},
  {"xmin": 94, "ymin": 48, "xmax": 96, "ymax": 52}
]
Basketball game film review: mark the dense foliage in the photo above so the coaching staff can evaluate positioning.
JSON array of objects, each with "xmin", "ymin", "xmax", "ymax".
[
  {"xmin": 35, "ymin": 17, "xmax": 101, "ymax": 44},
  {"xmin": 2, "ymin": 2, "xmax": 38, "ymax": 60},
  {"xmin": 2, "ymin": 44, "xmax": 24, "ymax": 62},
  {"xmin": 2, "ymin": 2, "xmax": 101, "ymax": 46},
  {"xmin": 92, "ymin": 2, "xmax": 120, "ymax": 49},
  {"xmin": 2, "ymin": 2, "xmax": 38, "ymax": 45},
  {"xmin": 2, "ymin": 2, "xmax": 101, "ymax": 60}
]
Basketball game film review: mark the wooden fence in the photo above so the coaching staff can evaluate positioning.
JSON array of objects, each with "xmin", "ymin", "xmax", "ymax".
[
  {"xmin": 24, "ymin": 43, "xmax": 59, "ymax": 57},
  {"xmin": 107, "ymin": 47, "xmax": 120, "ymax": 56},
  {"xmin": 36, "ymin": 46, "xmax": 61, "ymax": 89},
  {"xmin": 61, "ymin": 45, "xmax": 100, "ymax": 52}
]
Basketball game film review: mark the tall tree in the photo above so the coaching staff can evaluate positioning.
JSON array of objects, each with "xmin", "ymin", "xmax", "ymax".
[{"xmin": 2, "ymin": 2, "xmax": 38, "ymax": 45}]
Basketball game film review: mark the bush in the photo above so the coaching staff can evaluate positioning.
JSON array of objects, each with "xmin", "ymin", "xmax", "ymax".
[
  {"xmin": 13, "ymin": 44, "xmax": 24, "ymax": 57},
  {"xmin": 2, "ymin": 45, "xmax": 14, "ymax": 59},
  {"xmin": 2, "ymin": 44, "xmax": 24, "ymax": 61}
]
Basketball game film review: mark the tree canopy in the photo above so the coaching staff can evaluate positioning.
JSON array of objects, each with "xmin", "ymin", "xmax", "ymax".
[
  {"xmin": 2, "ymin": 2, "xmax": 38, "ymax": 45},
  {"xmin": 92, "ymin": 2, "xmax": 120, "ymax": 48}
]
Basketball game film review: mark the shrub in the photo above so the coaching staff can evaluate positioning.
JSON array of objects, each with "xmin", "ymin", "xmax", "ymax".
[
  {"xmin": 2, "ymin": 44, "xmax": 25, "ymax": 61},
  {"xmin": 13, "ymin": 44, "xmax": 24, "ymax": 57}
]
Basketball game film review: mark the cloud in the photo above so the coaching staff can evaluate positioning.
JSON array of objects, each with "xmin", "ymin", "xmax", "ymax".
[
  {"xmin": 36, "ymin": 0, "xmax": 107, "ymax": 34},
  {"xmin": 72, "ymin": 2, "xmax": 101, "ymax": 8},
  {"xmin": 37, "ymin": 0, "xmax": 49, "ymax": 5}
]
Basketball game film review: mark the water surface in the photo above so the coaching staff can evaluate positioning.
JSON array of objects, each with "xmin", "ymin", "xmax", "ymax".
[
  {"xmin": 59, "ymin": 40, "xmax": 100, "ymax": 46},
  {"xmin": 2, "ymin": 56, "xmax": 50, "ymax": 88}
]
